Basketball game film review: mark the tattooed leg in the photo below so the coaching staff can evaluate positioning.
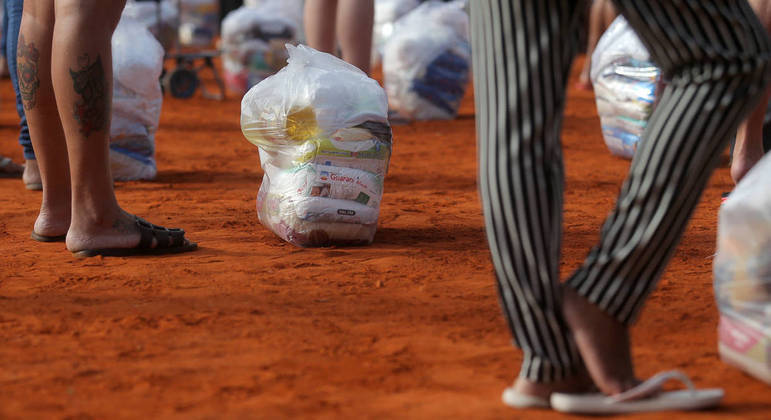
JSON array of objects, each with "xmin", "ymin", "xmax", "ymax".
[
  {"xmin": 69, "ymin": 53, "xmax": 107, "ymax": 137},
  {"xmin": 18, "ymin": 0, "xmax": 72, "ymax": 237}
]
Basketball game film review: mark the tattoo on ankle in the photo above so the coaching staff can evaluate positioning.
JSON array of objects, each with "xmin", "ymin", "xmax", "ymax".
[
  {"xmin": 70, "ymin": 54, "xmax": 108, "ymax": 137},
  {"xmin": 17, "ymin": 34, "xmax": 40, "ymax": 111},
  {"xmin": 112, "ymin": 218, "xmax": 135, "ymax": 235}
]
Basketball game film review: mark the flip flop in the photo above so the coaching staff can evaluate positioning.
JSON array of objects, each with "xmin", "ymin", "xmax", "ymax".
[
  {"xmin": 0, "ymin": 156, "xmax": 23, "ymax": 178},
  {"xmin": 550, "ymin": 370, "xmax": 724, "ymax": 415},
  {"xmin": 502, "ymin": 387, "xmax": 550, "ymax": 409},
  {"xmin": 72, "ymin": 216, "xmax": 197, "ymax": 258},
  {"xmin": 30, "ymin": 232, "xmax": 67, "ymax": 242}
]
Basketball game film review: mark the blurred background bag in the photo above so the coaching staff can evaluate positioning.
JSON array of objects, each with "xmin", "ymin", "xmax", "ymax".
[
  {"xmin": 591, "ymin": 15, "xmax": 660, "ymax": 159},
  {"xmin": 714, "ymin": 154, "xmax": 771, "ymax": 384},
  {"xmin": 383, "ymin": 0, "xmax": 470, "ymax": 121}
]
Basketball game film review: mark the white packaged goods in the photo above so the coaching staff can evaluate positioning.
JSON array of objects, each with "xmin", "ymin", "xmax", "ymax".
[
  {"xmin": 123, "ymin": 0, "xmax": 179, "ymax": 50},
  {"xmin": 372, "ymin": 0, "xmax": 420, "ymax": 67},
  {"xmin": 241, "ymin": 44, "xmax": 392, "ymax": 247},
  {"xmin": 110, "ymin": 16, "xmax": 164, "ymax": 181},
  {"xmin": 591, "ymin": 16, "xmax": 660, "ymax": 159},
  {"xmin": 714, "ymin": 154, "xmax": 771, "ymax": 384},
  {"xmin": 221, "ymin": 1, "xmax": 302, "ymax": 94},
  {"xmin": 383, "ymin": 0, "xmax": 471, "ymax": 121},
  {"xmin": 179, "ymin": 0, "xmax": 219, "ymax": 46}
]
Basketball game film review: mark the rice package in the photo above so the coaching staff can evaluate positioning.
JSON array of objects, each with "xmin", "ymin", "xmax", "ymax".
[
  {"xmin": 178, "ymin": 0, "xmax": 219, "ymax": 47},
  {"xmin": 241, "ymin": 44, "xmax": 392, "ymax": 247},
  {"xmin": 110, "ymin": 16, "xmax": 164, "ymax": 181},
  {"xmin": 371, "ymin": 0, "xmax": 420, "ymax": 67},
  {"xmin": 122, "ymin": 0, "xmax": 179, "ymax": 51},
  {"xmin": 221, "ymin": 1, "xmax": 302, "ymax": 94},
  {"xmin": 591, "ymin": 16, "xmax": 661, "ymax": 159},
  {"xmin": 714, "ymin": 154, "xmax": 771, "ymax": 384},
  {"xmin": 383, "ymin": 0, "xmax": 471, "ymax": 121}
]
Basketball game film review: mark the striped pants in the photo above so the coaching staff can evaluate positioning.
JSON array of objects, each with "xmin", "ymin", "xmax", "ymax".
[{"xmin": 471, "ymin": 0, "xmax": 771, "ymax": 383}]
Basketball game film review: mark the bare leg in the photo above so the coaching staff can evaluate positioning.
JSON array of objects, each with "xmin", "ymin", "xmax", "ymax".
[
  {"xmin": 49, "ymin": 0, "xmax": 192, "ymax": 254},
  {"xmin": 577, "ymin": 0, "xmax": 617, "ymax": 90},
  {"xmin": 18, "ymin": 0, "xmax": 71, "ymax": 236},
  {"xmin": 304, "ymin": 0, "xmax": 338, "ymax": 54},
  {"xmin": 732, "ymin": 87, "xmax": 770, "ymax": 183},
  {"xmin": 732, "ymin": 0, "xmax": 771, "ymax": 183},
  {"xmin": 336, "ymin": 0, "xmax": 374, "ymax": 75}
]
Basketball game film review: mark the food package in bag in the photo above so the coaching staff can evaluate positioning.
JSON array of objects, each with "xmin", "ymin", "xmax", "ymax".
[
  {"xmin": 221, "ymin": 1, "xmax": 302, "ymax": 94},
  {"xmin": 591, "ymin": 16, "xmax": 661, "ymax": 159},
  {"xmin": 383, "ymin": 0, "xmax": 470, "ymax": 121},
  {"xmin": 110, "ymin": 16, "xmax": 164, "ymax": 181},
  {"xmin": 241, "ymin": 44, "xmax": 392, "ymax": 247},
  {"xmin": 714, "ymin": 153, "xmax": 771, "ymax": 384}
]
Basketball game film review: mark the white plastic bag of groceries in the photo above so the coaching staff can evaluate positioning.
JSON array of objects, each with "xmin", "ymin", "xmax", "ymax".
[
  {"xmin": 714, "ymin": 154, "xmax": 771, "ymax": 384},
  {"xmin": 110, "ymin": 16, "xmax": 164, "ymax": 181},
  {"xmin": 383, "ymin": 0, "xmax": 471, "ymax": 121},
  {"xmin": 241, "ymin": 44, "xmax": 392, "ymax": 247},
  {"xmin": 371, "ymin": 0, "xmax": 420, "ymax": 67},
  {"xmin": 122, "ymin": 0, "xmax": 179, "ymax": 51},
  {"xmin": 221, "ymin": 2, "xmax": 301, "ymax": 94},
  {"xmin": 591, "ymin": 16, "xmax": 660, "ymax": 159}
]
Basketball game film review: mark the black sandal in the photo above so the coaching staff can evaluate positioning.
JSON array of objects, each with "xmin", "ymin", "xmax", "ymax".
[{"xmin": 72, "ymin": 216, "xmax": 197, "ymax": 258}]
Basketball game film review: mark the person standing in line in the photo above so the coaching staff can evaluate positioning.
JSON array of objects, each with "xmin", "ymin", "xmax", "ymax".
[
  {"xmin": 18, "ymin": 0, "xmax": 196, "ymax": 256},
  {"xmin": 304, "ymin": 0, "xmax": 374, "ymax": 75},
  {"xmin": 470, "ymin": 0, "xmax": 769, "ymax": 413}
]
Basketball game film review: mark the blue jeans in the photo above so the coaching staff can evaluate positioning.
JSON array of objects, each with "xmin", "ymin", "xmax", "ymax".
[{"xmin": 4, "ymin": 0, "xmax": 34, "ymax": 161}]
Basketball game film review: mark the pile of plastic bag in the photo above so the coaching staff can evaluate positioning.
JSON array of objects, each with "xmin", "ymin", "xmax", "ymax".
[
  {"xmin": 383, "ymin": 0, "xmax": 470, "ymax": 121},
  {"xmin": 371, "ymin": 0, "xmax": 420, "ymax": 67},
  {"xmin": 241, "ymin": 45, "xmax": 392, "ymax": 247},
  {"xmin": 714, "ymin": 154, "xmax": 771, "ymax": 384},
  {"xmin": 179, "ymin": 0, "xmax": 219, "ymax": 47},
  {"xmin": 221, "ymin": 0, "xmax": 303, "ymax": 94},
  {"xmin": 110, "ymin": 16, "xmax": 164, "ymax": 181},
  {"xmin": 122, "ymin": 0, "xmax": 179, "ymax": 51},
  {"xmin": 591, "ymin": 16, "xmax": 661, "ymax": 159}
]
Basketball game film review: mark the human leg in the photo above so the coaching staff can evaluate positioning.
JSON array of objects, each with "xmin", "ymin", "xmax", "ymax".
[
  {"xmin": 470, "ymin": 0, "xmax": 592, "ymax": 399},
  {"xmin": 336, "ymin": 0, "xmax": 373, "ymax": 74},
  {"xmin": 731, "ymin": 0, "xmax": 771, "ymax": 183},
  {"xmin": 6, "ymin": 0, "xmax": 41, "ymax": 189},
  {"xmin": 304, "ymin": 0, "xmax": 338, "ymax": 55},
  {"xmin": 18, "ymin": 0, "xmax": 71, "ymax": 235},
  {"xmin": 565, "ymin": 0, "xmax": 771, "ymax": 394}
]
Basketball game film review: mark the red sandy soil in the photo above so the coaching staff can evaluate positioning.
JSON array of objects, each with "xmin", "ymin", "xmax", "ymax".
[{"xmin": 0, "ymin": 57, "xmax": 769, "ymax": 419}]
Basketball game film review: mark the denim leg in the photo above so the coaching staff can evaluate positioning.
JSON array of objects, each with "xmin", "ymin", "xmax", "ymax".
[{"xmin": 6, "ymin": 0, "xmax": 35, "ymax": 161}]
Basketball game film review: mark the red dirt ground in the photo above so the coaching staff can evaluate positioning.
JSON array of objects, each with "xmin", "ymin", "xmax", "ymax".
[{"xmin": 1, "ymin": 57, "xmax": 769, "ymax": 419}]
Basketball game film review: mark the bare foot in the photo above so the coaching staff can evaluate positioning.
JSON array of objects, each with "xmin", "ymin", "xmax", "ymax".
[
  {"xmin": 66, "ymin": 209, "xmax": 143, "ymax": 252},
  {"xmin": 510, "ymin": 370, "xmax": 595, "ymax": 401},
  {"xmin": 33, "ymin": 202, "xmax": 71, "ymax": 238},
  {"xmin": 562, "ymin": 286, "xmax": 640, "ymax": 395},
  {"xmin": 23, "ymin": 159, "xmax": 42, "ymax": 190}
]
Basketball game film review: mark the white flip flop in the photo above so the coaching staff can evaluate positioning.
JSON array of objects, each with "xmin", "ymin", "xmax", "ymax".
[
  {"xmin": 501, "ymin": 387, "xmax": 550, "ymax": 409},
  {"xmin": 550, "ymin": 370, "xmax": 724, "ymax": 415}
]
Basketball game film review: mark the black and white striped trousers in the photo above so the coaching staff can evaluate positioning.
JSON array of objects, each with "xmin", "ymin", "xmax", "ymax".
[{"xmin": 471, "ymin": 0, "xmax": 771, "ymax": 383}]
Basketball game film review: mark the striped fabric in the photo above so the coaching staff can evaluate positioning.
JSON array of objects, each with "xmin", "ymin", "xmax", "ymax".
[{"xmin": 471, "ymin": 0, "xmax": 771, "ymax": 383}]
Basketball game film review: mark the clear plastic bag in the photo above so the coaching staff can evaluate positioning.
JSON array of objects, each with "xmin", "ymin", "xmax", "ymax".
[
  {"xmin": 714, "ymin": 154, "xmax": 771, "ymax": 383},
  {"xmin": 122, "ymin": 0, "xmax": 179, "ymax": 51},
  {"xmin": 372, "ymin": 0, "xmax": 421, "ymax": 67},
  {"xmin": 383, "ymin": 0, "xmax": 470, "ymax": 121},
  {"xmin": 221, "ymin": 1, "xmax": 302, "ymax": 94},
  {"xmin": 110, "ymin": 16, "xmax": 164, "ymax": 181},
  {"xmin": 241, "ymin": 44, "xmax": 392, "ymax": 247},
  {"xmin": 591, "ymin": 16, "xmax": 660, "ymax": 159}
]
